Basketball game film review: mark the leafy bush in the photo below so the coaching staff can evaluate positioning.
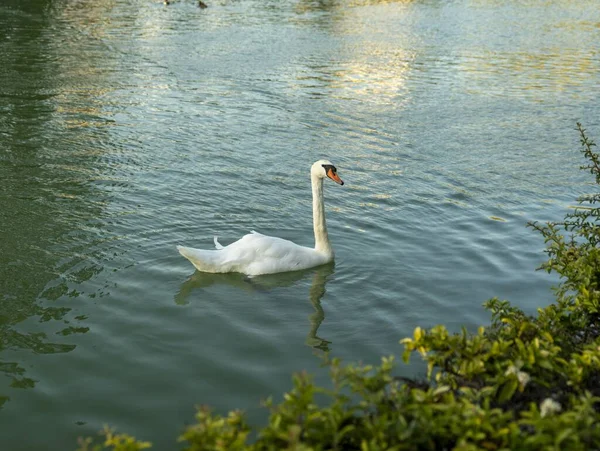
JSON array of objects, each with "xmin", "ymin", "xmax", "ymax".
[{"xmin": 79, "ymin": 124, "xmax": 600, "ymax": 451}]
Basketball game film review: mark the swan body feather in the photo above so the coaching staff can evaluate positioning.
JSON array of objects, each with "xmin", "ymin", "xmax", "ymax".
[
  {"xmin": 178, "ymin": 231, "xmax": 330, "ymax": 276},
  {"xmin": 177, "ymin": 160, "xmax": 344, "ymax": 276}
]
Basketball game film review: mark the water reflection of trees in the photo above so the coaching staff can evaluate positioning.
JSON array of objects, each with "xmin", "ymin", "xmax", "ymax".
[{"xmin": 0, "ymin": 0, "xmax": 114, "ymax": 406}]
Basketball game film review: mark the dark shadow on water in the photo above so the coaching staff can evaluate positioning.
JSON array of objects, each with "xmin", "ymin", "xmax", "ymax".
[{"xmin": 175, "ymin": 263, "xmax": 335, "ymax": 351}]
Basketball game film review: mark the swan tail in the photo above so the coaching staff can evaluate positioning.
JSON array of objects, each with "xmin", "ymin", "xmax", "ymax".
[
  {"xmin": 177, "ymin": 245, "xmax": 227, "ymax": 273},
  {"xmin": 213, "ymin": 236, "xmax": 224, "ymax": 250}
]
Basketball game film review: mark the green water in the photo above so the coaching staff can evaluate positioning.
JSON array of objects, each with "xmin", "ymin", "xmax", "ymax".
[{"xmin": 1, "ymin": 0, "xmax": 599, "ymax": 448}]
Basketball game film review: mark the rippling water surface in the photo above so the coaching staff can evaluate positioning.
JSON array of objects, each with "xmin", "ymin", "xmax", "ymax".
[{"xmin": 1, "ymin": 0, "xmax": 599, "ymax": 448}]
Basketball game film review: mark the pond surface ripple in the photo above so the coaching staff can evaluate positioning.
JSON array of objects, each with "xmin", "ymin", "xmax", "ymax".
[{"xmin": 1, "ymin": 0, "xmax": 599, "ymax": 448}]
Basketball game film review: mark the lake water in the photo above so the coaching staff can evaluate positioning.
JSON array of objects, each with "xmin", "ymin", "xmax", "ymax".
[{"xmin": 1, "ymin": 0, "xmax": 599, "ymax": 448}]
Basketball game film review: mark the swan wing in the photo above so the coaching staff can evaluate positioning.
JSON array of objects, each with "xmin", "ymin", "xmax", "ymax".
[{"xmin": 178, "ymin": 232, "xmax": 329, "ymax": 276}]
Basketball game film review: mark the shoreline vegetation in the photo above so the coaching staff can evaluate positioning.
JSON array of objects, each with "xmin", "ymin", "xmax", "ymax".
[{"xmin": 78, "ymin": 124, "xmax": 600, "ymax": 451}]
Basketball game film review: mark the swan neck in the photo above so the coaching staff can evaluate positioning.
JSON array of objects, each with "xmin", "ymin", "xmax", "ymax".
[{"xmin": 312, "ymin": 175, "xmax": 332, "ymax": 257}]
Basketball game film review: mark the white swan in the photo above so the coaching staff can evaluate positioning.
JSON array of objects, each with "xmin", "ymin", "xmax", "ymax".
[{"xmin": 177, "ymin": 160, "xmax": 344, "ymax": 276}]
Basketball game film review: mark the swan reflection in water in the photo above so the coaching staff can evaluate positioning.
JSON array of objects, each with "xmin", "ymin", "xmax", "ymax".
[{"xmin": 175, "ymin": 263, "xmax": 335, "ymax": 351}]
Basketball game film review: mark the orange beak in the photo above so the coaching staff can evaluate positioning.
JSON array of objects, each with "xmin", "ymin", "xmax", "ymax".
[{"xmin": 327, "ymin": 168, "xmax": 344, "ymax": 185}]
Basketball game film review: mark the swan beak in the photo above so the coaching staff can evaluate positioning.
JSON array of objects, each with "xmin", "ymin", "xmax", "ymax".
[{"xmin": 327, "ymin": 168, "xmax": 344, "ymax": 185}]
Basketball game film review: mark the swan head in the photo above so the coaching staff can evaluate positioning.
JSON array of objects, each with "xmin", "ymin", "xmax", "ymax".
[{"xmin": 311, "ymin": 160, "xmax": 344, "ymax": 185}]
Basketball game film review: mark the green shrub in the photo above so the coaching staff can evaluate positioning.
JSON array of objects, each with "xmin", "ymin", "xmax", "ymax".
[{"xmin": 79, "ymin": 124, "xmax": 600, "ymax": 451}]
